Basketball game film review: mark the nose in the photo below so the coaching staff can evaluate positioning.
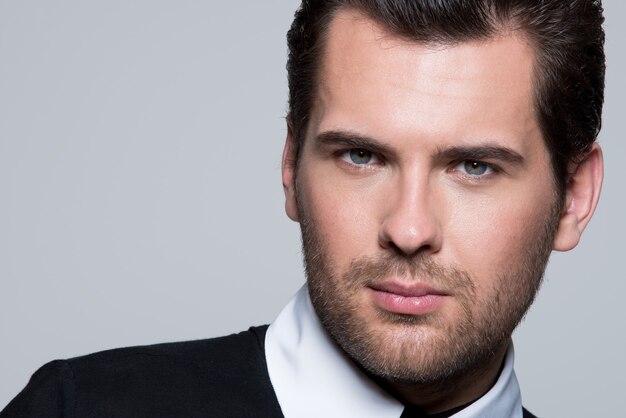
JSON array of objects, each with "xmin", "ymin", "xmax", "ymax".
[{"xmin": 378, "ymin": 175, "xmax": 442, "ymax": 256}]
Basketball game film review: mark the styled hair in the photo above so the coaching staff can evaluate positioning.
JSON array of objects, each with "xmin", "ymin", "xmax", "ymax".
[{"xmin": 286, "ymin": 0, "xmax": 605, "ymax": 193}]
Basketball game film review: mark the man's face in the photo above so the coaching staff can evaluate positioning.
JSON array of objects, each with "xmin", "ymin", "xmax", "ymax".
[{"xmin": 285, "ymin": 10, "xmax": 561, "ymax": 390}]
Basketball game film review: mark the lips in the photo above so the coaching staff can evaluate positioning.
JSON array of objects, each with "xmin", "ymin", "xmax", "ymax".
[
  {"xmin": 370, "ymin": 282, "xmax": 448, "ymax": 297},
  {"xmin": 368, "ymin": 282, "xmax": 449, "ymax": 316}
]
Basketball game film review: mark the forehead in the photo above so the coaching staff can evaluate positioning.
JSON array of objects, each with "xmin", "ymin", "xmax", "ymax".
[{"xmin": 309, "ymin": 8, "xmax": 541, "ymax": 157}]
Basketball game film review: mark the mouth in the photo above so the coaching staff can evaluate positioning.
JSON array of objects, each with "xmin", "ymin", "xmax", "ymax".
[{"xmin": 368, "ymin": 282, "xmax": 449, "ymax": 316}]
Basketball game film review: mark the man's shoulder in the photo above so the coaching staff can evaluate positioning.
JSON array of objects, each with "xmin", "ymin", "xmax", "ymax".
[
  {"xmin": 2, "ymin": 325, "xmax": 284, "ymax": 417},
  {"xmin": 61, "ymin": 325, "xmax": 271, "ymax": 392},
  {"xmin": 68, "ymin": 324, "xmax": 269, "ymax": 372}
]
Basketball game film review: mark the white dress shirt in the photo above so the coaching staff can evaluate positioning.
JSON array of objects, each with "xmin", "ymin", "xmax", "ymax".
[{"xmin": 265, "ymin": 285, "xmax": 523, "ymax": 418}]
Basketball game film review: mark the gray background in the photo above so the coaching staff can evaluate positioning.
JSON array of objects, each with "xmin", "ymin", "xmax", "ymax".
[{"xmin": 0, "ymin": 1, "xmax": 623, "ymax": 416}]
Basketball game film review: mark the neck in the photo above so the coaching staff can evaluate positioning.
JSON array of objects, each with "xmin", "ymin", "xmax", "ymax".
[{"xmin": 375, "ymin": 340, "xmax": 510, "ymax": 414}]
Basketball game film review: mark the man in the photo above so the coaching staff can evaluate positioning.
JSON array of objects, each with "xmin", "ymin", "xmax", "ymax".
[{"xmin": 1, "ymin": 0, "xmax": 605, "ymax": 417}]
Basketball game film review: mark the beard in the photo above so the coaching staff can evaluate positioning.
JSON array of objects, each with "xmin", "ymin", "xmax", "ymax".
[{"xmin": 298, "ymin": 194, "xmax": 561, "ymax": 389}]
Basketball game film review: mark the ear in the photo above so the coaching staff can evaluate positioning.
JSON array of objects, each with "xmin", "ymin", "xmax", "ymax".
[
  {"xmin": 282, "ymin": 120, "xmax": 300, "ymax": 222},
  {"xmin": 553, "ymin": 144, "xmax": 604, "ymax": 251}
]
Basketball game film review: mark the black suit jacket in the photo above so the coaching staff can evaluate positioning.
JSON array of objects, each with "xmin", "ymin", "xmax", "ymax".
[
  {"xmin": 1, "ymin": 326, "xmax": 282, "ymax": 417},
  {"xmin": 1, "ymin": 326, "xmax": 538, "ymax": 417}
]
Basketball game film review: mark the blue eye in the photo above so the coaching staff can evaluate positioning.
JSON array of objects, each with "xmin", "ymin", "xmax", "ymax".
[
  {"xmin": 464, "ymin": 161, "xmax": 488, "ymax": 175},
  {"xmin": 350, "ymin": 149, "xmax": 373, "ymax": 164},
  {"xmin": 454, "ymin": 160, "xmax": 492, "ymax": 176},
  {"xmin": 342, "ymin": 149, "xmax": 380, "ymax": 165}
]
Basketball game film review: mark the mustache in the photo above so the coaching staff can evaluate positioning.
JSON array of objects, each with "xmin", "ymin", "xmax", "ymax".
[{"xmin": 342, "ymin": 253, "xmax": 476, "ymax": 295}]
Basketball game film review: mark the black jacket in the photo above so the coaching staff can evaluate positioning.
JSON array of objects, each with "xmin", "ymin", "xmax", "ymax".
[
  {"xmin": 1, "ymin": 326, "xmax": 537, "ymax": 418},
  {"xmin": 1, "ymin": 327, "xmax": 282, "ymax": 417}
]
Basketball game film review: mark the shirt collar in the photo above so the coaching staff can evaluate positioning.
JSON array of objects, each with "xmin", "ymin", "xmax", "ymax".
[{"xmin": 265, "ymin": 285, "xmax": 523, "ymax": 418}]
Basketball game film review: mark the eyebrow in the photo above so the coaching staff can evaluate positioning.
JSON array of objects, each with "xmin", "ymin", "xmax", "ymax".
[
  {"xmin": 435, "ymin": 145, "xmax": 525, "ymax": 165},
  {"xmin": 315, "ymin": 129, "xmax": 525, "ymax": 166},
  {"xmin": 315, "ymin": 130, "xmax": 396, "ymax": 158}
]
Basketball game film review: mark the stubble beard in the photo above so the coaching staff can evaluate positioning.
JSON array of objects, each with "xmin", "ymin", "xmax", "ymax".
[{"xmin": 298, "ymin": 194, "xmax": 561, "ymax": 391}]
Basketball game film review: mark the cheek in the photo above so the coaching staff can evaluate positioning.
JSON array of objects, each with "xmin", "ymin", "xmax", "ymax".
[
  {"xmin": 299, "ymin": 172, "xmax": 380, "ymax": 262},
  {"xmin": 446, "ymin": 190, "xmax": 553, "ymax": 281}
]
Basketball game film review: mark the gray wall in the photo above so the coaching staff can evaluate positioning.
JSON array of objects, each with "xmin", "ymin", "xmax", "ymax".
[{"xmin": 1, "ymin": 1, "xmax": 624, "ymax": 416}]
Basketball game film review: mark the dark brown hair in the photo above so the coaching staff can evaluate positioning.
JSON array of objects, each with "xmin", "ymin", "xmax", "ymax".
[{"xmin": 286, "ymin": 0, "xmax": 605, "ymax": 193}]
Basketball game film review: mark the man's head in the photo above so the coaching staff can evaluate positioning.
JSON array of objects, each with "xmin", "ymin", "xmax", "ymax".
[
  {"xmin": 281, "ymin": 0, "xmax": 604, "ymax": 411},
  {"xmin": 286, "ymin": 0, "xmax": 605, "ymax": 194}
]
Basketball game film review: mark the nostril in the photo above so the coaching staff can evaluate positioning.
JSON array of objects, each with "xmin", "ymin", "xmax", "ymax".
[
  {"xmin": 378, "ymin": 217, "xmax": 442, "ymax": 256},
  {"xmin": 383, "ymin": 239, "xmax": 434, "ymax": 258}
]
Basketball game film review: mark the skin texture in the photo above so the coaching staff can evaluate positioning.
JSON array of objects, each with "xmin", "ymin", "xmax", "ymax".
[{"xmin": 281, "ymin": 9, "xmax": 604, "ymax": 413}]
